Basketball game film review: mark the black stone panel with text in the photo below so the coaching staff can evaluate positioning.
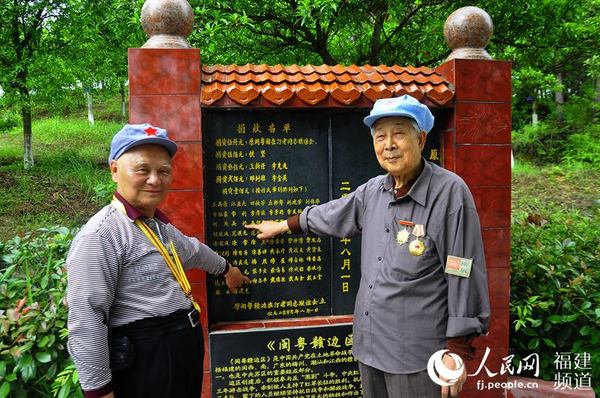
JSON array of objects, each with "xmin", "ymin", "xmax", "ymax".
[
  {"xmin": 204, "ymin": 110, "xmax": 331, "ymax": 322},
  {"xmin": 210, "ymin": 323, "xmax": 361, "ymax": 398}
]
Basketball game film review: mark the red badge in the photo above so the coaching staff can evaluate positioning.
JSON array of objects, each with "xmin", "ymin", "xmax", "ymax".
[{"xmin": 144, "ymin": 126, "xmax": 157, "ymax": 136}]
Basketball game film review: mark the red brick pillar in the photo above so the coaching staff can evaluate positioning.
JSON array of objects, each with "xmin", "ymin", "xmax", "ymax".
[
  {"xmin": 128, "ymin": 47, "xmax": 211, "ymax": 395},
  {"xmin": 436, "ymin": 58, "xmax": 512, "ymax": 398}
]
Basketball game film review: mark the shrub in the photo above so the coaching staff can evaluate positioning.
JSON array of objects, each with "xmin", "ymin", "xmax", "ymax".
[
  {"xmin": 562, "ymin": 124, "xmax": 600, "ymax": 169},
  {"xmin": 510, "ymin": 207, "xmax": 600, "ymax": 393},
  {"xmin": 512, "ymin": 122, "xmax": 566, "ymax": 163},
  {"xmin": 0, "ymin": 108, "xmax": 20, "ymax": 134},
  {"xmin": 0, "ymin": 227, "xmax": 82, "ymax": 398}
]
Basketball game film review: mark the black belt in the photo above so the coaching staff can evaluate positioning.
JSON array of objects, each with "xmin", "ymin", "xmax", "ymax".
[{"xmin": 110, "ymin": 308, "xmax": 200, "ymax": 341}]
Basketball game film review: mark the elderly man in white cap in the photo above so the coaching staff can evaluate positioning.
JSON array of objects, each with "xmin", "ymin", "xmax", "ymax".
[
  {"xmin": 246, "ymin": 95, "xmax": 490, "ymax": 398},
  {"xmin": 67, "ymin": 124, "xmax": 251, "ymax": 398}
]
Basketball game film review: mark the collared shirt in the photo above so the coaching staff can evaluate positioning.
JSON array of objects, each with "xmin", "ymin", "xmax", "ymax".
[
  {"xmin": 66, "ymin": 194, "xmax": 227, "ymax": 392},
  {"xmin": 296, "ymin": 160, "xmax": 490, "ymax": 373}
]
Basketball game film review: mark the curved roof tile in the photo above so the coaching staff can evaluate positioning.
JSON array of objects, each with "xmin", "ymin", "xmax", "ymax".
[{"xmin": 201, "ymin": 64, "xmax": 453, "ymax": 107}]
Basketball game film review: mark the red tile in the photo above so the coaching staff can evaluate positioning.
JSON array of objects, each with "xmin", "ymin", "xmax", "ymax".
[
  {"xmin": 362, "ymin": 83, "xmax": 393, "ymax": 102},
  {"xmin": 482, "ymin": 228, "xmax": 510, "ymax": 269},
  {"xmin": 330, "ymin": 82, "xmax": 361, "ymax": 105},
  {"xmin": 487, "ymin": 268, "xmax": 510, "ymax": 310},
  {"xmin": 327, "ymin": 315, "xmax": 354, "ymax": 324},
  {"xmin": 426, "ymin": 84, "xmax": 454, "ymax": 105},
  {"xmin": 435, "ymin": 61, "xmax": 456, "ymax": 85},
  {"xmin": 201, "ymin": 82, "xmax": 225, "ymax": 105},
  {"xmin": 507, "ymin": 376, "xmax": 596, "ymax": 398},
  {"xmin": 456, "ymin": 102, "xmax": 512, "ymax": 144},
  {"xmin": 162, "ymin": 190, "xmax": 205, "ymax": 239},
  {"xmin": 441, "ymin": 127, "xmax": 456, "ymax": 171},
  {"xmin": 455, "ymin": 145, "xmax": 512, "ymax": 187},
  {"xmin": 202, "ymin": 371, "xmax": 211, "ymax": 398},
  {"xmin": 129, "ymin": 95, "xmax": 201, "ymax": 141},
  {"xmin": 187, "ymin": 268, "xmax": 206, "ymax": 284},
  {"xmin": 473, "ymin": 308, "xmax": 510, "ymax": 351},
  {"xmin": 453, "ymin": 59, "xmax": 512, "ymax": 102},
  {"xmin": 202, "ymin": 320, "xmax": 211, "ymax": 372},
  {"xmin": 199, "ymin": 62, "xmax": 455, "ymax": 107},
  {"xmin": 171, "ymin": 142, "xmax": 203, "ymax": 190},
  {"xmin": 263, "ymin": 316, "xmax": 334, "ymax": 329},
  {"xmin": 294, "ymin": 82, "xmax": 328, "ymax": 105},
  {"xmin": 471, "ymin": 187, "xmax": 511, "ymax": 228},
  {"xmin": 261, "ymin": 83, "xmax": 294, "ymax": 105},
  {"xmin": 462, "ymin": 386, "xmax": 505, "ymax": 398},
  {"xmin": 440, "ymin": 109, "xmax": 456, "ymax": 133},
  {"xmin": 211, "ymin": 321, "xmax": 265, "ymax": 332},
  {"xmin": 190, "ymin": 281, "xmax": 208, "ymax": 318},
  {"xmin": 226, "ymin": 83, "xmax": 260, "ymax": 105},
  {"xmin": 128, "ymin": 48, "xmax": 200, "ymax": 95}
]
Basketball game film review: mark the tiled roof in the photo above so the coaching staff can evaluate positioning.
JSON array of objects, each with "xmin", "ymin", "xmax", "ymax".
[{"xmin": 201, "ymin": 64, "xmax": 454, "ymax": 107}]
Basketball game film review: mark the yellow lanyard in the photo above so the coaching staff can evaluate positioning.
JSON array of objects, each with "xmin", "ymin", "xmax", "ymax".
[{"xmin": 111, "ymin": 197, "xmax": 200, "ymax": 313}]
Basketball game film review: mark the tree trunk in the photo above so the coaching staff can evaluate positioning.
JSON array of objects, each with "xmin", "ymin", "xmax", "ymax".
[
  {"xmin": 22, "ymin": 99, "xmax": 34, "ymax": 169},
  {"xmin": 596, "ymin": 79, "xmax": 600, "ymax": 103},
  {"xmin": 86, "ymin": 91, "xmax": 95, "ymax": 125},
  {"xmin": 120, "ymin": 81, "xmax": 127, "ymax": 121},
  {"xmin": 532, "ymin": 99, "xmax": 538, "ymax": 125},
  {"xmin": 555, "ymin": 70, "xmax": 564, "ymax": 121}
]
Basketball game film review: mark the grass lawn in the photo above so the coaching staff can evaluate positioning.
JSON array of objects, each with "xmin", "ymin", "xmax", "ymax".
[
  {"xmin": 512, "ymin": 160, "xmax": 600, "ymax": 218},
  {"xmin": 1, "ymin": 117, "xmax": 599, "ymax": 241},
  {"xmin": 0, "ymin": 117, "xmax": 120, "ymax": 240}
]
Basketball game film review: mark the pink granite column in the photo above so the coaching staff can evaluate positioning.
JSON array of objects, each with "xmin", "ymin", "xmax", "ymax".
[
  {"xmin": 129, "ymin": 1, "xmax": 210, "ymax": 394},
  {"xmin": 436, "ymin": 7, "xmax": 512, "ymax": 398},
  {"xmin": 128, "ymin": 47, "xmax": 210, "ymax": 396}
]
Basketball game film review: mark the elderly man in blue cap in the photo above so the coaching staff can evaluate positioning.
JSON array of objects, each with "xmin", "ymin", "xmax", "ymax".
[
  {"xmin": 67, "ymin": 124, "xmax": 251, "ymax": 398},
  {"xmin": 246, "ymin": 95, "xmax": 490, "ymax": 398}
]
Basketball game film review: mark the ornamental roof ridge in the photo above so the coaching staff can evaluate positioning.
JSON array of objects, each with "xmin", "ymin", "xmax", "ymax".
[{"xmin": 200, "ymin": 63, "xmax": 453, "ymax": 107}]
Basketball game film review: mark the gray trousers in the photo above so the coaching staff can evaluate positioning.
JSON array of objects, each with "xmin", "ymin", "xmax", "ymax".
[{"xmin": 359, "ymin": 361, "xmax": 441, "ymax": 398}]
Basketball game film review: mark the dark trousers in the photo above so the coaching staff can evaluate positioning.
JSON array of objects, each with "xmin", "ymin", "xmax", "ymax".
[
  {"xmin": 110, "ymin": 309, "xmax": 204, "ymax": 398},
  {"xmin": 359, "ymin": 361, "xmax": 441, "ymax": 398}
]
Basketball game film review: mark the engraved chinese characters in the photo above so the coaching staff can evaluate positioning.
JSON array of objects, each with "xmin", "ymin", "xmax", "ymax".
[
  {"xmin": 210, "ymin": 324, "xmax": 361, "ymax": 397},
  {"xmin": 205, "ymin": 110, "xmax": 330, "ymax": 322}
]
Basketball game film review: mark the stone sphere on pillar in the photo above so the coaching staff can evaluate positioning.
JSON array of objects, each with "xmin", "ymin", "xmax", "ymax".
[
  {"xmin": 140, "ymin": 0, "xmax": 195, "ymax": 48},
  {"xmin": 444, "ymin": 6, "xmax": 493, "ymax": 61}
]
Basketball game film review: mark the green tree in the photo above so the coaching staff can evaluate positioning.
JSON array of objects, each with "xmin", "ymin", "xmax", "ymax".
[
  {"xmin": 192, "ymin": 0, "xmax": 465, "ymax": 66},
  {"xmin": 0, "ymin": 0, "xmax": 145, "ymax": 169},
  {"xmin": 0, "ymin": 0, "xmax": 76, "ymax": 168}
]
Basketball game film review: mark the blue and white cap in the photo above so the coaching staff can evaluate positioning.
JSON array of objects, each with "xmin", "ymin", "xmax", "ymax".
[
  {"xmin": 108, "ymin": 123, "xmax": 177, "ymax": 164},
  {"xmin": 364, "ymin": 95, "xmax": 435, "ymax": 134}
]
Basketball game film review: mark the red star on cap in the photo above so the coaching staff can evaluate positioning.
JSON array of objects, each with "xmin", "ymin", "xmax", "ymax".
[{"xmin": 145, "ymin": 126, "xmax": 157, "ymax": 136}]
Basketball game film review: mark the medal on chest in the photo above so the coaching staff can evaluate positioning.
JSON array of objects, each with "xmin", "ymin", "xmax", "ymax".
[
  {"xmin": 396, "ymin": 220, "xmax": 414, "ymax": 246},
  {"xmin": 409, "ymin": 239, "xmax": 425, "ymax": 256},
  {"xmin": 409, "ymin": 224, "xmax": 426, "ymax": 256},
  {"xmin": 396, "ymin": 229, "xmax": 410, "ymax": 245}
]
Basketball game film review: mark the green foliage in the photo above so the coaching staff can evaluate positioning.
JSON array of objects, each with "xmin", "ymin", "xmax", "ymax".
[
  {"xmin": 93, "ymin": 180, "xmax": 117, "ymax": 206},
  {"xmin": 0, "ymin": 226, "xmax": 82, "ymax": 397},
  {"xmin": 512, "ymin": 89, "xmax": 599, "ymax": 166},
  {"xmin": 50, "ymin": 362, "xmax": 83, "ymax": 398},
  {"xmin": 0, "ymin": 100, "xmax": 21, "ymax": 133},
  {"xmin": 510, "ymin": 207, "xmax": 600, "ymax": 389},
  {"xmin": 512, "ymin": 122, "xmax": 564, "ymax": 162},
  {"xmin": 562, "ymin": 124, "xmax": 600, "ymax": 168}
]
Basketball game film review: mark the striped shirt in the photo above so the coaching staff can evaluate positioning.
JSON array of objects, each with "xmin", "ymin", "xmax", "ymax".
[{"xmin": 66, "ymin": 195, "xmax": 226, "ymax": 392}]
